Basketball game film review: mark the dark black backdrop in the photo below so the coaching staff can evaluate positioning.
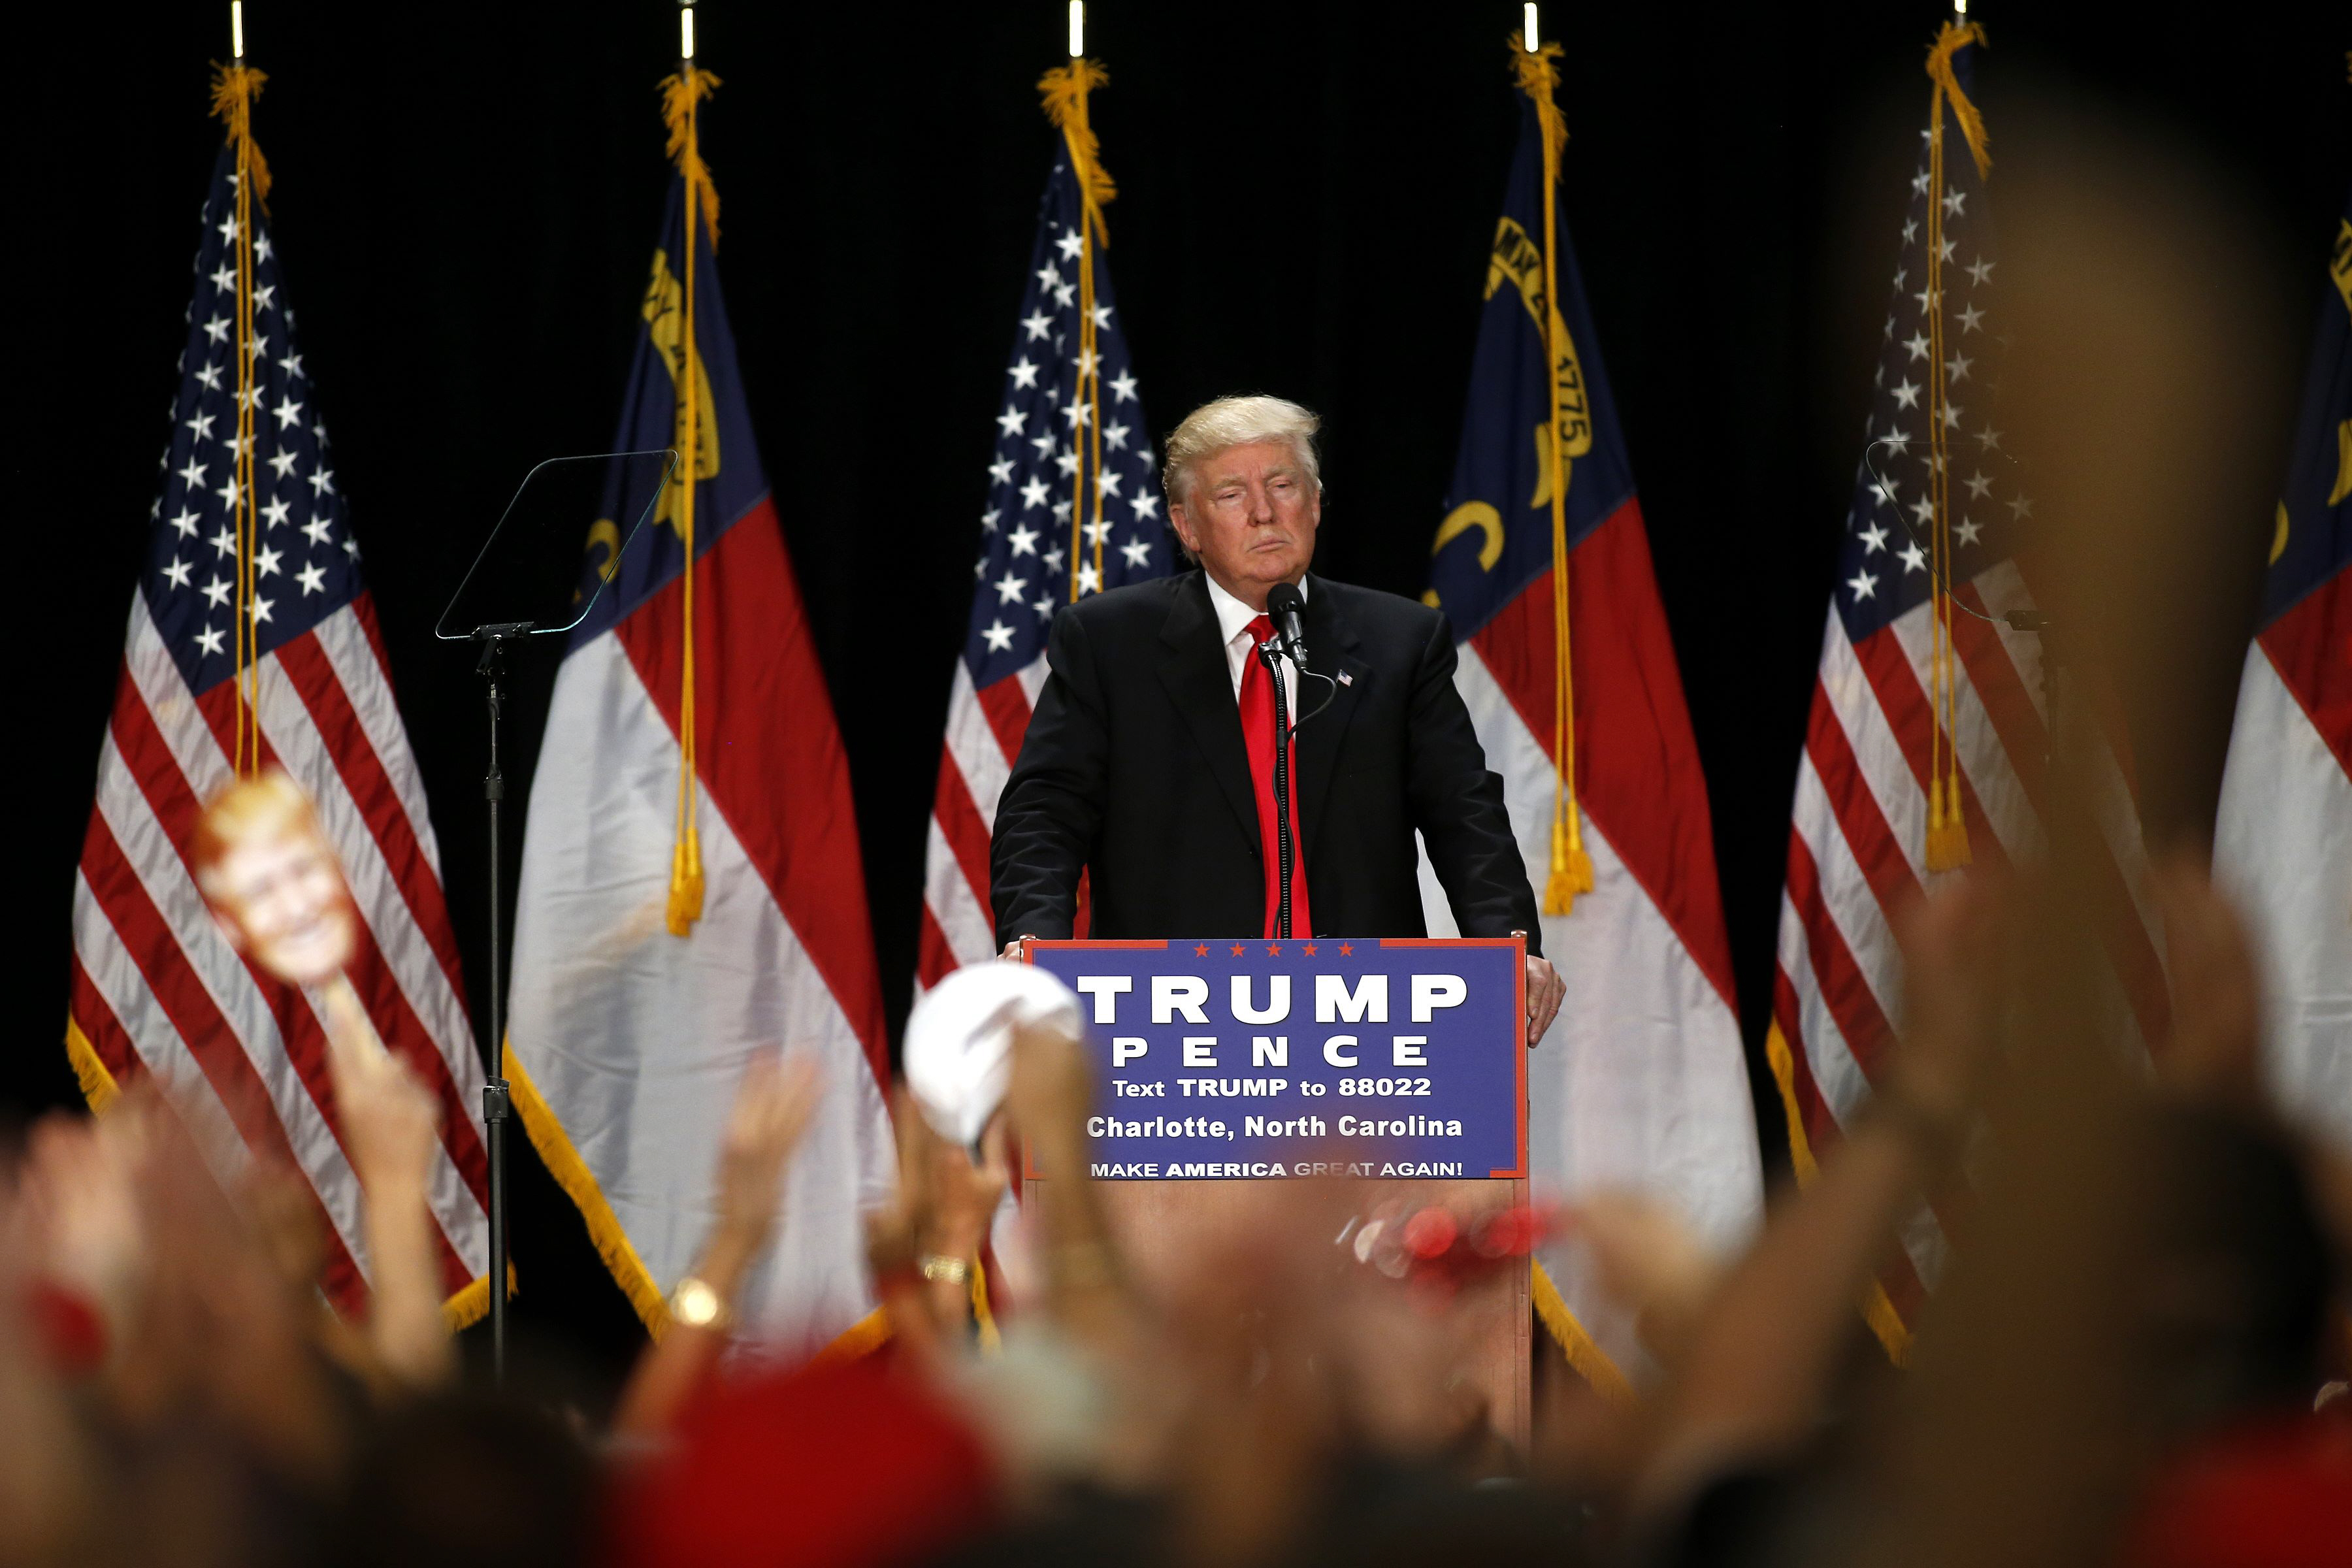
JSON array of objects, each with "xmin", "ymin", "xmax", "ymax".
[{"xmin": 14, "ymin": 1, "xmax": 2347, "ymax": 1389}]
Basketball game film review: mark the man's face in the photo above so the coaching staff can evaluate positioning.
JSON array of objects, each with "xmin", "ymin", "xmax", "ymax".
[
  {"xmin": 210, "ymin": 824, "xmax": 357, "ymax": 987},
  {"xmin": 1169, "ymin": 440, "xmax": 1320, "ymax": 605}
]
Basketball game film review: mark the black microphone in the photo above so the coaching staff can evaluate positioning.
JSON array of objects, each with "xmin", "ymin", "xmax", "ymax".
[{"xmin": 1266, "ymin": 580, "xmax": 1309, "ymax": 670}]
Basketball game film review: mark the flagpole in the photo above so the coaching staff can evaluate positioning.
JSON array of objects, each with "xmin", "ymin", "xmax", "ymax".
[
  {"xmin": 472, "ymin": 0, "xmax": 524, "ymax": 1331},
  {"xmin": 476, "ymin": 625, "xmax": 518, "ymax": 1382}
]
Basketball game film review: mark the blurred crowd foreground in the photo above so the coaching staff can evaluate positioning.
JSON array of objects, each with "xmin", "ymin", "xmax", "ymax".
[
  {"xmin": 6, "ymin": 773, "xmax": 2349, "ymax": 1568},
  {"xmin": 8, "ymin": 101, "xmax": 2352, "ymax": 1568}
]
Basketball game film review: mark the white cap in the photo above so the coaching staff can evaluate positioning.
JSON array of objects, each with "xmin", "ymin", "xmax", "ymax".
[{"xmin": 902, "ymin": 960, "xmax": 1083, "ymax": 1149}]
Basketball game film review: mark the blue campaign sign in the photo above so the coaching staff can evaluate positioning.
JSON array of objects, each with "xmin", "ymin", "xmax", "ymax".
[{"xmin": 1026, "ymin": 938, "xmax": 1526, "ymax": 1180}]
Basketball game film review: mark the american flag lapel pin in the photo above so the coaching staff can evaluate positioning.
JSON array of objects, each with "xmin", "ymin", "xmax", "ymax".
[{"xmin": 1338, "ymin": 670, "xmax": 1353, "ymax": 686}]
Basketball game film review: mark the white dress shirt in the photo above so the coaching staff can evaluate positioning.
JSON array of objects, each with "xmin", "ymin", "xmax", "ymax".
[{"xmin": 1203, "ymin": 572, "xmax": 1306, "ymax": 718}]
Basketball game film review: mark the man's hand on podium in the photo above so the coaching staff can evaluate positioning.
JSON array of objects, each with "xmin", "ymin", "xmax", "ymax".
[
  {"xmin": 1525, "ymin": 954, "xmax": 1564, "ymax": 1048},
  {"xmin": 998, "ymin": 936, "xmax": 1032, "ymax": 962}
]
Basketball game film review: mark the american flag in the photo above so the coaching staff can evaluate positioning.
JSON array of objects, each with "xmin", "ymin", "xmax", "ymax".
[
  {"xmin": 1765, "ymin": 27, "xmax": 2165, "ymax": 1351},
  {"xmin": 919, "ymin": 125, "xmax": 1173, "ymax": 987},
  {"xmin": 68, "ymin": 136, "xmax": 489, "ymax": 1318}
]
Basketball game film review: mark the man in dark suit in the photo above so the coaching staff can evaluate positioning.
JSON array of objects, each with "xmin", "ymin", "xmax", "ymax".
[{"xmin": 992, "ymin": 395, "xmax": 1564, "ymax": 1045}]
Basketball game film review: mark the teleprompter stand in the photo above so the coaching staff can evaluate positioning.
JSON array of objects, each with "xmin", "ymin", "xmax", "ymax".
[
  {"xmin": 436, "ymin": 449, "xmax": 678, "ymax": 1382},
  {"xmin": 471, "ymin": 621, "xmax": 529, "ymax": 1375}
]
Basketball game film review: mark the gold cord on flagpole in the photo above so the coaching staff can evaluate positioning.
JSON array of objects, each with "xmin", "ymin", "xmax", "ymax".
[
  {"xmin": 1511, "ymin": 34, "xmax": 1593, "ymax": 917},
  {"xmin": 1925, "ymin": 52, "xmax": 1957, "ymax": 868},
  {"xmin": 1073, "ymin": 79, "xmax": 1099, "ymax": 600},
  {"xmin": 1041, "ymin": 58, "xmax": 1115, "ymax": 600},
  {"xmin": 210, "ymin": 61, "xmax": 271, "ymax": 779},
  {"xmin": 1921, "ymin": 20, "xmax": 1987, "ymax": 873},
  {"xmin": 659, "ymin": 58, "xmax": 720, "ymax": 936}
]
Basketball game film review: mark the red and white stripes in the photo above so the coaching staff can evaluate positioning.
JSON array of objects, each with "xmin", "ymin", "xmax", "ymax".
[
  {"xmin": 71, "ymin": 595, "xmax": 491, "ymax": 1318},
  {"xmin": 1770, "ymin": 565, "xmax": 2166, "ymax": 1335},
  {"xmin": 2213, "ymin": 568, "xmax": 2352, "ymax": 1156},
  {"xmin": 920, "ymin": 657, "xmax": 1047, "ymax": 988}
]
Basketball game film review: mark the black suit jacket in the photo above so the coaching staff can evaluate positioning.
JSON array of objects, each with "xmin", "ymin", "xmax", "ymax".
[{"xmin": 990, "ymin": 570, "xmax": 1541, "ymax": 953}]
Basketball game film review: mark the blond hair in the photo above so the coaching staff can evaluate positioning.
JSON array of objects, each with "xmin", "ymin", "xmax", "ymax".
[
  {"xmin": 1160, "ymin": 395, "xmax": 1323, "ymax": 510},
  {"xmin": 189, "ymin": 768, "xmax": 320, "ymax": 900}
]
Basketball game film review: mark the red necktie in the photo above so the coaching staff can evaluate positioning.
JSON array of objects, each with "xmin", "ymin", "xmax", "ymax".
[{"xmin": 1238, "ymin": 614, "xmax": 1312, "ymax": 938}]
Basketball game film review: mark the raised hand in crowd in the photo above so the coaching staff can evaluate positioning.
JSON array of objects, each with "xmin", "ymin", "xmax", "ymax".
[
  {"xmin": 2149, "ymin": 857, "xmax": 2352, "ymax": 1352},
  {"xmin": 14, "ymin": 1100, "xmax": 149, "ymax": 1358},
  {"xmin": 82, "ymin": 1085, "xmax": 357, "ymax": 1529},
  {"xmin": 1002, "ymin": 1013, "xmax": 1137, "ymax": 1352},
  {"xmin": 2149, "ymin": 855, "xmax": 2268, "ymax": 1114},
  {"xmin": 613, "ymin": 1051, "xmax": 822, "ymax": 1440},
  {"xmin": 0, "ymin": 1173, "xmax": 98, "ymax": 1567},
  {"xmin": 1562, "ymin": 1192, "xmax": 1723, "ymax": 1370},
  {"xmin": 868, "ymin": 1088, "xmax": 1010, "ymax": 1362},
  {"xmin": 710, "ymin": 1051, "xmax": 825, "ymax": 1271},
  {"xmin": 318, "ymin": 978, "xmax": 454, "ymax": 1394},
  {"xmin": 1631, "ymin": 874, "xmax": 2008, "ymax": 1523}
]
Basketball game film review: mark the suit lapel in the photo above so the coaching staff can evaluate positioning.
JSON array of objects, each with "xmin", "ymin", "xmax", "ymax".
[
  {"xmin": 1294, "ymin": 574, "xmax": 1369, "ymax": 855},
  {"xmin": 1158, "ymin": 572, "xmax": 1262, "ymax": 853}
]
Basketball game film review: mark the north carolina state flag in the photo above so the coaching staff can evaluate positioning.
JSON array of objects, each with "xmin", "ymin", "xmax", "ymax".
[
  {"xmin": 2213, "ymin": 188, "xmax": 2352, "ymax": 1157},
  {"xmin": 1420, "ymin": 41, "xmax": 1762, "ymax": 1386},
  {"xmin": 506, "ymin": 107, "xmax": 893, "ymax": 1348}
]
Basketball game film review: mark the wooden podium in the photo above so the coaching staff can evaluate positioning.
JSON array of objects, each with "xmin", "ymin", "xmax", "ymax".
[{"xmin": 1026, "ymin": 936, "xmax": 1532, "ymax": 1453}]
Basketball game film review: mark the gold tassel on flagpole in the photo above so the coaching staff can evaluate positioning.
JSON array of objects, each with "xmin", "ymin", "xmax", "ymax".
[
  {"xmin": 211, "ymin": 62, "xmax": 271, "ymax": 780},
  {"xmin": 1039, "ymin": 58, "xmax": 1117, "ymax": 216},
  {"xmin": 659, "ymin": 62, "xmax": 721, "ymax": 935},
  {"xmin": 1512, "ymin": 34, "xmax": 1594, "ymax": 916},
  {"xmin": 1925, "ymin": 22, "xmax": 1993, "ymax": 180},
  {"xmin": 1920, "ymin": 19, "xmax": 1985, "ymax": 874}
]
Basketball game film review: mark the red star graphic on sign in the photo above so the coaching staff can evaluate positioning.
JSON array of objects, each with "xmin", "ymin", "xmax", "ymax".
[
  {"xmin": 1194, "ymin": 943, "xmax": 1209, "ymax": 956},
  {"xmin": 1339, "ymin": 943, "xmax": 1354, "ymax": 956},
  {"xmin": 1302, "ymin": 942, "xmax": 1318, "ymax": 956},
  {"xmin": 1230, "ymin": 943, "xmax": 1247, "ymax": 956},
  {"xmin": 1266, "ymin": 943, "xmax": 1281, "ymax": 956}
]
